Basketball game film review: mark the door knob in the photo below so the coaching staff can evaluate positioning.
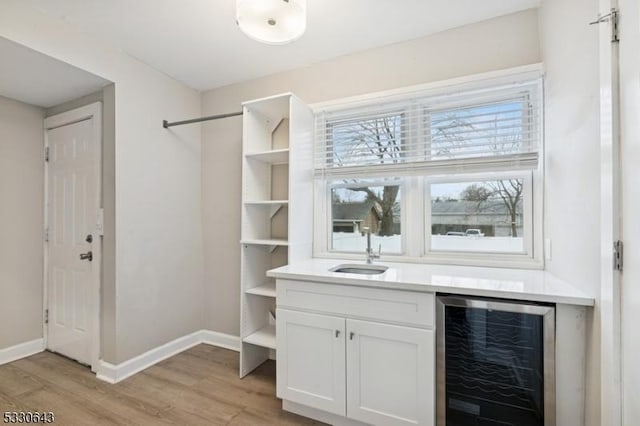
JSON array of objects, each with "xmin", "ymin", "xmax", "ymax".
[{"xmin": 80, "ymin": 251, "xmax": 93, "ymax": 262}]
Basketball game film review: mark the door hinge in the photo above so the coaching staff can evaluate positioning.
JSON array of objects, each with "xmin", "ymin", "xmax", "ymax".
[
  {"xmin": 44, "ymin": 227, "xmax": 49, "ymax": 242},
  {"xmin": 44, "ymin": 309, "xmax": 49, "ymax": 324},
  {"xmin": 44, "ymin": 146, "xmax": 50, "ymax": 162},
  {"xmin": 590, "ymin": 8, "xmax": 619, "ymax": 42},
  {"xmin": 614, "ymin": 240, "xmax": 623, "ymax": 272}
]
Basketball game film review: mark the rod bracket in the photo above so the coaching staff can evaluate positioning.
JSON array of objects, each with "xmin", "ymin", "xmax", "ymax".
[{"xmin": 589, "ymin": 8, "xmax": 619, "ymax": 42}]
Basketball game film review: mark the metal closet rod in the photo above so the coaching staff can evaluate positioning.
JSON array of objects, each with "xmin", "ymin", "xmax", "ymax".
[{"xmin": 162, "ymin": 110, "xmax": 242, "ymax": 128}]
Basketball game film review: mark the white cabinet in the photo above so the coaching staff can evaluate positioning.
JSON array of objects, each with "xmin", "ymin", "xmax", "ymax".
[
  {"xmin": 346, "ymin": 319, "xmax": 434, "ymax": 426},
  {"xmin": 276, "ymin": 310, "xmax": 346, "ymax": 415},
  {"xmin": 239, "ymin": 94, "xmax": 314, "ymax": 377},
  {"xmin": 276, "ymin": 279, "xmax": 435, "ymax": 426}
]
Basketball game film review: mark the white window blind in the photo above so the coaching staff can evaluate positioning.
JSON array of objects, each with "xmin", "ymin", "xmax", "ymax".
[{"xmin": 314, "ymin": 79, "xmax": 542, "ymax": 178}]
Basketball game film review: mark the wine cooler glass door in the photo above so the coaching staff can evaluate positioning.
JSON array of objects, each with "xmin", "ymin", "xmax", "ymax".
[{"xmin": 436, "ymin": 296, "xmax": 555, "ymax": 426}]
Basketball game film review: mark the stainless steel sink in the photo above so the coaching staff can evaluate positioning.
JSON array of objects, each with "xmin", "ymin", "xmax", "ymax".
[{"xmin": 329, "ymin": 264, "xmax": 388, "ymax": 275}]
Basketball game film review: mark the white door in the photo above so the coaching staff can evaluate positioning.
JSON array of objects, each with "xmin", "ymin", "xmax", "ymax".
[
  {"xmin": 45, "ymin": 104, "xmax": 101, "ymax": 368},
  {"xmin": 276, "ymin": 309, "xmax": 346, "ymax": 415},
  {"xmin": 346, "ymin": 319, "xmax": 435, "ymax": 426},
  {"xmin": 597, "ymin": 0, "xmax": 623, "ymax": 422},
  {"xmin": 619, "ymin": 0, "xmax": 640, "ymax": 423}
]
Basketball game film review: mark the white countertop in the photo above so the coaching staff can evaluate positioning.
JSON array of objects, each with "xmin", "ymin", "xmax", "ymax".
[{"xmin": 267, "ymin": 258, "xmax": 595, "ymax": 306}]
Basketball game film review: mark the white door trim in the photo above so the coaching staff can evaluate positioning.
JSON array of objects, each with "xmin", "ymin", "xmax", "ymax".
[
  {"xmin": 598, "ymin": 0, "xmax": 623, "ymax": 424},
  {"xmin": 43, "ymin": 102, "xmax": 102, "ymax": 372}
]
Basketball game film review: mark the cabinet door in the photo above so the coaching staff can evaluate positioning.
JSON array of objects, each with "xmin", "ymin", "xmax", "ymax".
[
  {"xmin": 346, "ymin": 319, "xmax": 435, "ymax": 426},
  {"xmin": 276, "ymin": 309, "xmax": 346, "ymax": 415}
]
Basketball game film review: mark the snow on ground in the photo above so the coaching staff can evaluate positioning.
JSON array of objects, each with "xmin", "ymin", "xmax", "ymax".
[
  {"xmin": 431, "ymin": 235, "xmax": 524, "ymax": 253},
  {"xmin": 332, "ymin": 233, "xmax": 402, "ymax": 254},
  {"xmin": 331, "ymin": 233, "xmax": 524, "ymax": 254}
]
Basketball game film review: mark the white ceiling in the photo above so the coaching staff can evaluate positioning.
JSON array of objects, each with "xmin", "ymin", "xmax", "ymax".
[
  {"xmin": 23, "ymin": 0, "xmax": 540, "ymax": 92},
  {"xmin": 0, "ymin": 37, "xmax": 111, "ymax": 108}
]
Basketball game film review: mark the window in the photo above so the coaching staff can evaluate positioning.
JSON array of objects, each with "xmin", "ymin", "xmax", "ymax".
[
  {"xmin": 314, "ymin": 72, "xmax": 543, "ymax": 267},
  {"xmin": 328, "ymin": 113, "xmax": 404, "ymax": 168},
  {"xmin": 429, "ymin": 99, "xmax": 532, "ymax": 160},
  {"xmin": 428, "ymin": 176, "xmax": 530, "ymax": 254},
  {"xmin": 330, "ymin": 180, "xmax": 402, "ymax": 254}
]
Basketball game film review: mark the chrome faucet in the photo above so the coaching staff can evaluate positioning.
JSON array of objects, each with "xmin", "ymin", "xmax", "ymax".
[{"xmin": 361, "ymin": 227, "xmax": 381, "ymax": 264}]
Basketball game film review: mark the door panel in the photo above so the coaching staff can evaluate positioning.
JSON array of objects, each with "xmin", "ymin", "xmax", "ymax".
[
  {"xmin": 47, "ymin": 118, "xmax": 96, "ymax": 366},
  {"xmin": 276, "ymin": 309, "xmax": 346, "ymax": 415},
  {"xmin": 620, "ymin": 0, "xmax": 640, "ymax": 423},
  {"xmin": 347, "ymin": 319, "xmax": 435, "ymax": 426}
]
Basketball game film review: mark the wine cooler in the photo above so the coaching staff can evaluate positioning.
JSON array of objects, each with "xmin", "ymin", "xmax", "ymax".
[{"xmin": 436, "ymin": 295, "xmax": 555, "ymax": 426}]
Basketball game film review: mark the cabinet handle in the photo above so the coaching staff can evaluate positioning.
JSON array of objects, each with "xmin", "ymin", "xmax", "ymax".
[
  {"xmin": 349, "ymin": 332, "xmax": 355, "ymax": 340},
  {"xmin": 335, "ymin": 330, "xmax": 340, "ymax": 338}
]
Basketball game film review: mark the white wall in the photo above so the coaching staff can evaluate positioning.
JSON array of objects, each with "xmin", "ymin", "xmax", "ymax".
[
  {"xmin": 539, "ymin": 0, "xmax": 601, "ymax": 423},
  {"xmin": 0, "ymin": 95, "xmax": 44, "ymax": 349},
  {"xmin": 201, "ymin": 9, "xmax": 542, "ymax": 335},
  {"xmin": 0, "ymin": 1, "xmax": 205, "ymax": 363}
]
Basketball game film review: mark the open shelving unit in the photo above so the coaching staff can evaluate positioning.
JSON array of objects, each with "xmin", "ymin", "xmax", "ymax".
[{"xmin": 239, "ymin": 93, "xmax": 314, "ymax": 378}]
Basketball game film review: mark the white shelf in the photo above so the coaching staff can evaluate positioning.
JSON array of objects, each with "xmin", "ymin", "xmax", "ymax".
[
  {"xmin": 243, "ymin": 325, "xmax": 276, "ymax": 349},
  {"xmin": 245, "ymin": 281, "xmax": 276, "ymax": 298},
  {"xmin": 245, "ymin": 148, "xmax": 289, "ymax": 164},
  {"xmin": 241, "ymin": 238, "xmax": 289, "ymax": 247}
]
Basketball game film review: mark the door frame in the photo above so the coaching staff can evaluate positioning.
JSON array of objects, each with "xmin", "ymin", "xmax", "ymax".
[
  {"xmin": 598, "ymin": 0, "xmax": 623, "ymax": 423},
  {"xmin": 43, "ymin": 102, "xmax": 103, "ymax": 372}
]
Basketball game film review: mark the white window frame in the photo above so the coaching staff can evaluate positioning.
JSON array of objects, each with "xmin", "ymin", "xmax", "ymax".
[
  {"xmin": 324, "ymin": 178, "xmax": 409, "ymax": 256},
  {"xmin": 422, "ymin": 170, "xmax": 543, "ymax": 268},
  {"xmin": 312, "ymin": 65, "xmax": 545, "ymax": 269}
]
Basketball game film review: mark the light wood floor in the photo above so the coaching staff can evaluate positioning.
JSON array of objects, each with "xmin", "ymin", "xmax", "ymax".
[{"xmin": 0, "ymin": 344, "xmax": 325, "ymax": 425}]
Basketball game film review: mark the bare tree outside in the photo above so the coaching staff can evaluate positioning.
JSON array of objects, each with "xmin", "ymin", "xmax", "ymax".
[
  {"xmin": 332, "ymin": 115, "xmax": 402, "ymax": 236},
  {"xmin": 487, "ymin": 180, "xmax": 523, "ymax": 237},
  {"xmin": 460, "ymin": 180, "xmax": 524, "ymax": 237},
  {"xmin": 432, "ymin": 101, "xmax": 526, "ymax": 237},
  {"xmin": 347, "ymin": 185, "xmax": 400, "ymax": 236},
  {"xmin": 430, "ymin": 100, "xmax": 524, "ymax": 159},
  {"xmin": 460, "ymin": 184, "xmax": 492, "ymax": 203}
]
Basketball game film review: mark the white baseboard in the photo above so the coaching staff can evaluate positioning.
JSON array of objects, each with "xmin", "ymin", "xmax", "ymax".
[
  {"xmin": 96, "ymin": 329, "xmax": 240, "ymax": 384},
  {"xmin": 200, "ymin": 330, "xmax": 241, "ymax": 352},
  {"xmin": 96, "ymin": 330, "xmax": 203, "ymax": 384},
  {"xmin": 0, "ymin": 338, "xmax": 45, "ymax": 365}
]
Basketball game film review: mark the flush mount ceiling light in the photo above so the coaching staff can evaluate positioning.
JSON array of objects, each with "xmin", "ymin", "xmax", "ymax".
[{"xmin": 236, "ymin": 0, "xmax": 307, "ymax": 45}]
